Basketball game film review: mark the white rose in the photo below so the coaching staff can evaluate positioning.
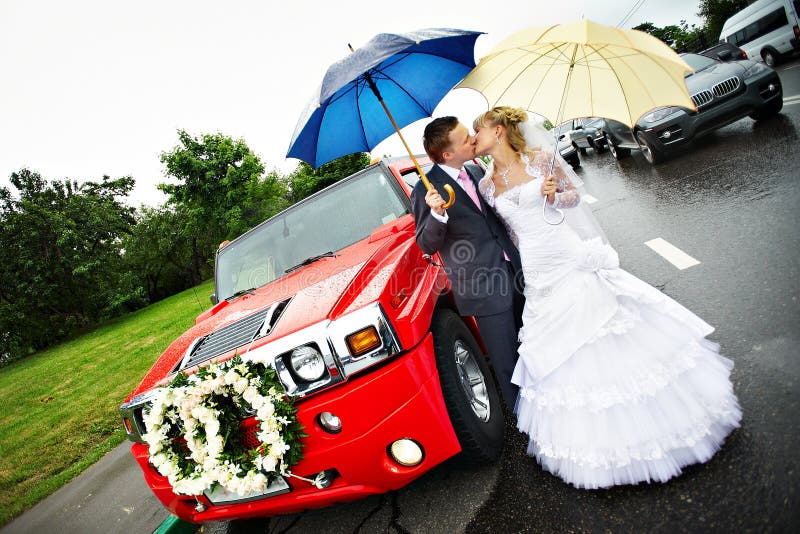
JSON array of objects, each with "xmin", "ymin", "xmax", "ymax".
[{"xmin": 233, "ymin": 377, "xmax": 249, "ymax": 395}]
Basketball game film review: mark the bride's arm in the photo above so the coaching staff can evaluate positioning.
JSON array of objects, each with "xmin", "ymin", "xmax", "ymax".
[{"xmin": 544, "ymin": 151, "xmax": 580, "ymax": 208}]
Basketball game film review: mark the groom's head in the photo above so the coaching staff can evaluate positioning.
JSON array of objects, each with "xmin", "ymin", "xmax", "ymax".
[{"xmin": 424, "ymin": 116, "xmax": 475, "ymax": 166}]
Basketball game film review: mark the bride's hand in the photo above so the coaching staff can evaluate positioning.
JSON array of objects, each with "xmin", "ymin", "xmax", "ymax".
[{"xmin": 541, "ymin": 175, "xmax": 557, "ymax": 203}]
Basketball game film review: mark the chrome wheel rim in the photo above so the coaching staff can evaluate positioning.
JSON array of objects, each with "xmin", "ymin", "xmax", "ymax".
[{"xmin": 453, "ymin": 340, "xmax": 491, "ymax": 422}]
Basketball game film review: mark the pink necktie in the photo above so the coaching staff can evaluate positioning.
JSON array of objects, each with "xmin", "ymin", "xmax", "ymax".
[{"xmin": 457, "ymin": 169, "xmax": 482, "ymax": 212}]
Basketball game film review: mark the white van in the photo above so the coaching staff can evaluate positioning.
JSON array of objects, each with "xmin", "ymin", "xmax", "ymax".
[{"xmin": 720, "ymin": 0, "xmax": 800, "ymax": 66}]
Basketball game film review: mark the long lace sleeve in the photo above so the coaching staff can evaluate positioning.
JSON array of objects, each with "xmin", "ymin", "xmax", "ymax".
[
  {"xmin": 535, "ymin": 150, "xmax": 580, "ymax": 209},
  {"xmin": 554, "ymin": 179, "xmax": 580, "ymax": 209}
]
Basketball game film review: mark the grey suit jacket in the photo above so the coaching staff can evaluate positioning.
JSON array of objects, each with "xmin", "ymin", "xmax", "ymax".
[{"xmin": 411, "ymin": 162, "xmax": 522, "ymax": 316}]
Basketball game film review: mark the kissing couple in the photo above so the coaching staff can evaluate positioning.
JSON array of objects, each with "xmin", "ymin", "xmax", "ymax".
[{"xmin": 410, "ymin": 106, "xmax": 742, "ymax": 489}]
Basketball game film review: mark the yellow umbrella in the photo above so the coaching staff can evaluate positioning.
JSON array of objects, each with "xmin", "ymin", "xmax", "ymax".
[{"xmin": 457, "ymin": 19, "xmax": 696, "ymax": 128}]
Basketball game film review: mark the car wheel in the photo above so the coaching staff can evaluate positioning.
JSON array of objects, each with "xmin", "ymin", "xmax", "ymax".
[
  {"xmin": 750, "ymin": 98, "xmax": 783, "ymax": 120},
  {"xmin": 595, "ymin": 136, "xmax": 608, "ymax": 153},
  {"xmin": 635, "ymin": 130, "xmax": 664, "ymax": 164},
  {"xmin": 762, "ymin": 49, "xmax": 778, "ymax": 68},
  {"xmin": 609, "ymin": 141, "xmax": 630, "ymax": 160},
  {"xmin": 431, "ymin": 309, "xmax": 504, "ymax": 464}
]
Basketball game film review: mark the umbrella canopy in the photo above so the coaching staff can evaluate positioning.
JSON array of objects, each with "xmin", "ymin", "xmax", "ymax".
[
  {"xmin": 456, "ymin": 19, "xmax": 696, "ymax": 128},
  {"xmin": 287, "ymin": 28, "xmax": 483, "ymax": 168}
]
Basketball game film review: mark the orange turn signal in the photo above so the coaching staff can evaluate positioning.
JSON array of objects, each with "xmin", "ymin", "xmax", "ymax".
[{"xmin": 346, "ymin": 326, "xmax": 381, "ymax": 356}]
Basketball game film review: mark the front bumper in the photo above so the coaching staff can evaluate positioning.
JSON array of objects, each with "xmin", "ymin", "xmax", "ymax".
[
  {"xmin": 130, "ymin": 333, "xmax": 461, "ymax": 523},
  {"xmin": 638, "ymin": 70, "xmax": 782, "ymax": 152}
]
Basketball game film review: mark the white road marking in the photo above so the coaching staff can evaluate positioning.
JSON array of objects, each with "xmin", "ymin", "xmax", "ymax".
[
  {"xmin": 644, "ymin": 238, "xmax": 701, "ymax": 270},
  {"xmin": 582, "ymin": 194, "xmax": 598, "ymax": 204}
]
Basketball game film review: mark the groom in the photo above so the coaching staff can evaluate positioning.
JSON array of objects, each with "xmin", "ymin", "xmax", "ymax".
[{"xmin": 411, "ymin": 116, "xmax": 524, "ymax": 407}]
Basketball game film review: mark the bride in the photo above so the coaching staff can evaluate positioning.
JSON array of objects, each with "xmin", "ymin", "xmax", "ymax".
[{"xmin": 472, "ymin": 106, "xmax": 742, "ymax": 489}]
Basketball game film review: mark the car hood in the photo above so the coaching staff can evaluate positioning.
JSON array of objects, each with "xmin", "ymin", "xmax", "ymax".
[
  {"xmin": 128, "ymin": 216, "xmax": 416, "ymax": 397},
  {"xmin": 684, "ymin": 61, "xmax": 749, "ymax": 92}
]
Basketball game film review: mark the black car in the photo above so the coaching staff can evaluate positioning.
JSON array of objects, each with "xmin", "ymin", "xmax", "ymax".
[
  {"xmin": 558, "ymin": 137, "xmax": 581, "ymax": 168},
  {"xmin": 699, "ymin": 42, "xmax": 748, "ymax": 62},
  {"xmin": 604, "ymin": 52, "xmax": 783, "ymax": 164},
  {"xmin": 556, "ymin": 118, "xmax": 609, "ymax": 153}
]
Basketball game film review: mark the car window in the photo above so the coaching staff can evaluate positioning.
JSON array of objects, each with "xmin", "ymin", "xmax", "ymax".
[
  {"xmin": 400, "ymin": 163, "xmax": 434, "ymax": 188},
  {"xmin": 215, "ymin": 168, "xmax": 409, "ymax": 301},
  {"xmin": 682, "ymin": 53, "xmax": 718, "ymax": 73}
]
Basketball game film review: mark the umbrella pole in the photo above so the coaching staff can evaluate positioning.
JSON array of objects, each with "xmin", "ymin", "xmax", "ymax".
[
  {"xmin": 363, "ymin": 72, "xmax": 455, "ymax": 209},
  {"xmin": 543, "ymin": 44, "xmax": 580, "ymax": 226}
]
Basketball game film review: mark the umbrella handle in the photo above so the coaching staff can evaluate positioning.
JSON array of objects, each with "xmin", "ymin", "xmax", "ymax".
[
  {"xmin": 543, "ymin": 148, "xmax": 565, "ymax": 225},
  {"xmin": 417, "ymin": 172, "xmax": 455, "ymax": 209},
  {"xmin": 441, "ymin": 184, "xmax": 455, "ymax": 209}
]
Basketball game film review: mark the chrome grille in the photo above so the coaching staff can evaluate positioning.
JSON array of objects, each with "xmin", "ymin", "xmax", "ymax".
[
  {"xmin": 692, "ymin": 90, "xmax": 713, "ymax": 107},
  {"xmin": 181, "ymin": 299, "xmax": 289, "ymax": 370},
  {"xmin": 712, "ymin": 76, "xmax": 741, "ymax": 98}
]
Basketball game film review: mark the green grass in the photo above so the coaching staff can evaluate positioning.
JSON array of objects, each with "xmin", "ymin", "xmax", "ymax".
[{"xmin": 0, "ymin": 279, "xmax": 214, "ymax": 527}]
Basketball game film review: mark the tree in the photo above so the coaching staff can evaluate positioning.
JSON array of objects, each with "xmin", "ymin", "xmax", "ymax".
[
  {"xmin": 698, "ymin": 0, "xmax": 750, "ymax": 41},
  {"xmin": 288, "ymin": 153, "xmax": 371, "ymax": 202},
  {"xmin": 243, "ymin": 169, "xmax": 290, "ymax": 227},
  {"xmin": 0, "ymin": 170, "xmax": 138, "ymax": 363},
  {"xmin": 634, "ymin": 19, "xmax": 711, "ymax": 53},
  {"xmin": 159, "ymin": 131, "xmax": 268, "ymax": 284},
  {"xmin": 120, "ymin": 206, "xmax": 196, "ymax": 303}
]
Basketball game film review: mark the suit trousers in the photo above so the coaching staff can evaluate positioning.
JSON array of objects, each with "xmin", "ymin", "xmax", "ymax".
[{"xmin": 474, "ymin": 262, "xmax": 525, "ymax": 409}]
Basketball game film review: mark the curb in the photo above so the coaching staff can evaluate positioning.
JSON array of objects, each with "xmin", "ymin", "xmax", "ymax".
[{"xmin": 155, "ymin": 515, "xmax": 197, "ymax": 534}]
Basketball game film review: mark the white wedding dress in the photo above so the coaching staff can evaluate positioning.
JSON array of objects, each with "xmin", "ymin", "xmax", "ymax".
[{"xmin": 479, "ymin": 150, "xmax": 742, "ymax": 489}]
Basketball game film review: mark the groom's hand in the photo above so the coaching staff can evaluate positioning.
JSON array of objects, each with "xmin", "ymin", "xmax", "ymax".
[{"xmin": 425, "ymin": 189, "xmax": 446, "ymax": 215}]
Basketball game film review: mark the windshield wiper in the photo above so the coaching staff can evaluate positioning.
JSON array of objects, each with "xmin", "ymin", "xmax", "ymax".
[
  {"xmin": 226, "ymin": 287, "xmax": 256, "ymax": 301},
  {"xmin": 284, "ymin": 251, "xmax": 338, "ymax": 273}
]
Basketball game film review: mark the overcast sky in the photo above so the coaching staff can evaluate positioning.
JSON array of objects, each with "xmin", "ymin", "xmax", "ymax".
[{"xmin": 0, "ymin": 0, "xmax": 704, "ymax": 206}]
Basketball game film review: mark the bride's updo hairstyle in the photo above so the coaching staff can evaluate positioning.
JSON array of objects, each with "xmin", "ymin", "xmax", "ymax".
[{"xmin": 473, "ymin": 106, "xmax": 529, "ymax": 154}]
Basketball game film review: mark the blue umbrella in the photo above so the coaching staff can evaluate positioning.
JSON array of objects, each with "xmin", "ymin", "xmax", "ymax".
[{"xmin": 287, "ymin": 28, "xmax": 483, "ymax": 208}]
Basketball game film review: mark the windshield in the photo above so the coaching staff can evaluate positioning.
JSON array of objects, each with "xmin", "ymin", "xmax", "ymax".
[
  {"xmin": 215, "ymin": 167, "xmax": 410, "ymax": 301},
  {"xmin": 682, "ymin": 53, "xmax": 718, "ymax": 74}
]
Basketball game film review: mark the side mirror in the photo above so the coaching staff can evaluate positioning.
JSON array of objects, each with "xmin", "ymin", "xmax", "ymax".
[{"xmin": 717, "ymin": 49, "xmax": 732, "ymax": 61}]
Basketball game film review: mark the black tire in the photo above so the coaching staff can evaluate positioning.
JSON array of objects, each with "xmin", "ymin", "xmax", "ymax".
[
  {"xmin": 595, "ymin": 135, "xmax": 608, "ymax": 153},
  {"xmin": 762, "ymin": 48, "xmax": 779, "ymax": 68},
  {"xmin": 635, "ymin": 130, "xmax": 664, "ymax": 164},
  {"xmin": 750, "ymin": 98, "xmax": 783, "ymax": 120},
  {"xmin": 567, "ymin": 152, "xmax": 581, "ymax": 168},
  {"xmin": 609, "ymin": 141, "xmax": 630, "ymax": 160},
  {"xmin": 431, "ymin": 309, "xmax": 504, "ymax": 463}
]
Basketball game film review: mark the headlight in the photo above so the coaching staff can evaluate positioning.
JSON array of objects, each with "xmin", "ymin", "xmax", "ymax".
[
  {"xmin": 289, "ymin": 345, "xmax": 326, "ymax": 382},
  {"xmin": 642, "ymin": 107, "xmax": 681, "ymax": 123}
]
